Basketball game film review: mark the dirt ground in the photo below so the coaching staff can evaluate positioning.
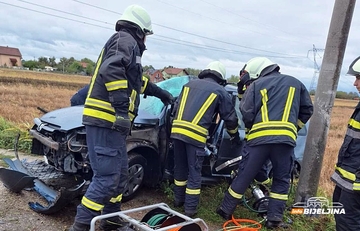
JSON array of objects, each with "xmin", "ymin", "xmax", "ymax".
[{"xmin": 0, "ymin": 150, "xmax": 220, "ymax": 231}]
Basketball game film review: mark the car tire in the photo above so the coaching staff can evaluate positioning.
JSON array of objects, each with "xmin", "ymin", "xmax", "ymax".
[{"xmin": 122, "ymin": 153, "xmax": 147, "ymax": 202}]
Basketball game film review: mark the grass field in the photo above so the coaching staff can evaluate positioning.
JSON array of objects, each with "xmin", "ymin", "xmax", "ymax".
[{"xmin": 0, "ymin": 68, "xmax": 357, "ymax": 230}]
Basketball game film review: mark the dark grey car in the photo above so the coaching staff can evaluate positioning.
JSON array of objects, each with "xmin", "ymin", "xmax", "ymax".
[{"xmin": 0, "ymin": 76, "xmax": 307, "ymax": 214}]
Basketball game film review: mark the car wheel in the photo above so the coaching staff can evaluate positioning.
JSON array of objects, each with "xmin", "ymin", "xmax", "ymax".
[{"xmin": 122, "ymin": 153, "xmax": 147, "ymax": 202}]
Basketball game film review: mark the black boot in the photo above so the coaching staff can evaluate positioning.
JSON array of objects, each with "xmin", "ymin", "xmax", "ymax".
[
  {"xmin": 265, "ymin": 220, "xmax": 290, "ymax": 229},
  {"xmin": 173, "ymin": 201, "xmax": 184, "ymax": 208},
  {"xmin": 100, "ymin": 216, "xmax": 130, "ymax": 231},
  {"xmin": 216, "ymin": 207, "xmax": 232, "ymax": 220},
  {"xmin": 68, "ymin": 222, "xmax": 90, "ymax": 231}
]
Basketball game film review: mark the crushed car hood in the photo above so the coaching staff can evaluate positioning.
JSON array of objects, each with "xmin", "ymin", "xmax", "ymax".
[{"xmin": 38, "ymin": 106, "xmax": 84, "ymax": 132}]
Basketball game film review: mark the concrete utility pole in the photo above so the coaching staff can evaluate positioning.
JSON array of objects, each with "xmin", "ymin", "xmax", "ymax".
[{"xmin": 295, "ymin": 0, "xmax": 356, "ymax": 203}]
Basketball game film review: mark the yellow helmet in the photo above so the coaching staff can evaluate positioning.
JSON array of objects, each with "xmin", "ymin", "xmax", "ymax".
[
  {"xmin": 241, "ymin": 57, "xmax": 276, "ymax": 80},
  {"xmin": 119, "ymin": 5, "xmax": 153, "ymax": 35},
  {"xmin": 347, "ymin": 56, "xmax": 360, "ymax": 76}
]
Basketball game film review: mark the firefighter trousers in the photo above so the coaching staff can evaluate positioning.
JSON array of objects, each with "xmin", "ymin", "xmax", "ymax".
[
  {"xmin": 173, "ymin": 139, "xmax": 205, "ymax": 214},
  {"xmin": 220, "ymin": 143, "xmax": 293, "ymax": 222},
  {"xmin": 333, "ymin": 185, "xmax": 360, "ymax": 231},
  {"xmin": 75, "ymin": 125, "xmax": 129, "ymax": 225},
  {"xmin": 238, "ymin": 143, "xmax": 270, "ymax": 185}
]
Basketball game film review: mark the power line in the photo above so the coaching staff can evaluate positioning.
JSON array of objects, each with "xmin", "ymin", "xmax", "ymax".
[
  {"xmin": 155, "ymin": 0, "xmax": 280, "ymax": 38},
  {"xmin": 17, "ymin": 0, "xmax": 112, "ymax": 26},
  {"xmin": 1, "ymin": 1, "xmax": 306, "ymax": 58},
  {"xmin": 72, "ymin": 0, "xmax": 304, "ymax": 57},
  {"xmin": 153, "ymin": 36, "xmax": 306, "ymax": 58},
  {"xmin": 199, "ymin": 0, "xmax": 303, "ymax": 39},
  {"xmin": 0, "ymin": 1, "xmax": 112, "ymax": 30}
]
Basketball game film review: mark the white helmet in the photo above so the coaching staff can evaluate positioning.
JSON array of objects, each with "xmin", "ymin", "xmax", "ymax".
[
  {"xmin": 119, "ymin": 5, "xmax": 153, "ymax": 35},
  {"xmin": 241, "ymin": 57, "xmax": 276, "ymax": 80},
  {"xmin": 205, "ymin": 61, "xmax": 226, "ymax": 79},
  {"xmin": 347, "ymin": 56, "xmax": 360, "ymax": 76},
  {"xmin": 198, "ymin": 61, "xmax": 227, "ymax": 85}
]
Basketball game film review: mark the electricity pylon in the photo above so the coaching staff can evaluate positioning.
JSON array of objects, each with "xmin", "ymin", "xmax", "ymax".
[{"xmin": 308, "ymin": 44, "xmax": 325, "ymax": 92}]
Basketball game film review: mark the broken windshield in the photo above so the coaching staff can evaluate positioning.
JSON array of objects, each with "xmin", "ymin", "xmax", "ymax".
[{"xmin": 139, "ymin": 76, "xmax": 191, "ymax": 116}]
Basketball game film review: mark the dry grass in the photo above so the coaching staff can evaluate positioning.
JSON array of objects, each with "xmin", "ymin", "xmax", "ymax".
[
  {"xmin": 0, "ymin": 68, "xmax": 357, "ymax": 198},
  {"xmin": 0, "ymin": 68, "xmax": 89, "ymax": 124},
  {"xmin": 320, "ymin": 101, "xmax": 356, "ymax": 196}
]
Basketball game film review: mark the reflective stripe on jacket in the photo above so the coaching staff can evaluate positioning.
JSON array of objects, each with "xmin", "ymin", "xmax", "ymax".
[
  {"xmin": 82, "ymin": 31, "xmax": 155, "ymax": 128},
  {"xmin": 171, "ymin": 78, "xmax": 238, "ymax": 147},
  {"xmin": 240, "ymin": 71, "xmax": 313, "ymax": 147},
  {"xmin": 331, "ymin": 102, "xmax": 360, "ymax": 192}
]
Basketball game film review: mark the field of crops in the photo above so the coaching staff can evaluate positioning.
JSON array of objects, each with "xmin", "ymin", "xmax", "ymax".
[
  {"xmin": 0, "ymin": 68, "xmax": 89, "ymax": 124},
  {"xmin": 0, "ymin": 68, "xmax": 358, "ymax": 197}
]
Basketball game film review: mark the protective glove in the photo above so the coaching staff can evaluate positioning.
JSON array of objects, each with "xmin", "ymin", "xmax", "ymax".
[
  {"xmin": 112, "ymin": 115, "xmax": 131, "ymax": 135},
  {"xmin": 158, "ymin": 89, "xmax": 175, "ymax": 106},
  {"xmin": 237, "ymin": 70, "xmax": 253, "ymax": 96},
  {"xmin": 230, "ymin": 131, "xmax": 242, "ymax": 146}
]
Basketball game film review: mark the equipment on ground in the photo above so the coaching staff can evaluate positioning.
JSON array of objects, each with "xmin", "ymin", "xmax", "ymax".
[{"xmin": 90, "ymin": 203, "xmax": 208, "ymax": 231}]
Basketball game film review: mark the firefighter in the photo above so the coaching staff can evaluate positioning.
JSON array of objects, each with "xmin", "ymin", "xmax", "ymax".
[
  {"xmin": 170, "ymin": 61, "xmax": 240, "ymax": 217},
  {"xmin": 69, "ymin": 5, "xmax": 174, "ymax": 231},
  {"xmin": 70, "ymin": 84, "xmax": 89, "ymax": 106},
  {"xmin": 216, "ymin": 57, "xmax": 313, "ymax": 229},
  {"xmin": 331, "ymin": 56, "xmax": 360, "ymax": 231},
  {"xmin": 237, "ymin": 68, "xmax": 271, "ymax": 189}
]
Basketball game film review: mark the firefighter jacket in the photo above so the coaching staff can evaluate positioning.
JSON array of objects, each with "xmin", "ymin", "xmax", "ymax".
[
  {"xmin": 240, "ymin": 70, "xmax": 313, "ymax": 147},
  {"xmin": 83, "ymin": 30, "xmax": 162, "ymax": 128},
  {"xmin": 331, "ymin": 102, "xmax": 360, "ymax": 193},
  {"xmin": 171, "ymin": 77, "xmax": 239, "ymax": 147}
]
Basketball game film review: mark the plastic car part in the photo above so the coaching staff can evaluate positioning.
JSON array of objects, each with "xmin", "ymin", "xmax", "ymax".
[
  {"xmin": 0, "ymin": 168, "xmax": 35, "ymax": 192},
  {"xmin": 0, "ymin": 157, "xmax": 86, "ymax": 214}
]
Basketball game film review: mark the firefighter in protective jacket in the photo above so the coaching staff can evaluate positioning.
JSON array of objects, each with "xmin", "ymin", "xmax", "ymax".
[
  {"xmin": 331, "ymin": 56, "xmax": 360, "ymax": 231},
  {"xmin": 69, "ymin": 5, "xmax": 174, "ymax": 231},
  {"xmin": 217, "ymin": 57, "xmax": 313, "ymax": 229},
  {"xmin": 170, "ymin": 61, "xmax": 239, "ymax": 217}
]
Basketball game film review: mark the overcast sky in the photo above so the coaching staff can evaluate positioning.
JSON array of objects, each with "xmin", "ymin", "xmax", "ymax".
[{"xmin": 0, "ymin": 0, "xmax": 359, "ymax": 92}]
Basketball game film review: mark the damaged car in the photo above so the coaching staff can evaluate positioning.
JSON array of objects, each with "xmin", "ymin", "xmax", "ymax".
[
  {"xmin": 0, "ymin": 75, "xmax": 307, "ymax": 214},
  {"xmin": 0, "ymin": 76, "xmax": 244, "ymax": 214}
]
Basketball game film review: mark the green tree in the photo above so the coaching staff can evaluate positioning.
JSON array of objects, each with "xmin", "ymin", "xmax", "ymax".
[
  {"xmin": 227, "ymin": 75, "xmax": 239, "ymax": 84},
  {"xmin": 37, "ymin": 56, "xmax": 49, "ymax": 68},
  {"xmin": 67, "ymin": 62, "xmax": 83, "ymax": 74},
  {"xmin": 57, "ymin": 57, "xmax": 68, "ymax": 73},
  {"xmin": 143, "ymin": 65, "xmax": 155, "ymax": 73},
  {"xmin": 22, "ymin": 60, "xmax": 39, "ymax": 70},
  {"xmin": 81, "ymin": 58, "xmax": 95, "ymax": 66},
  {"xmin": 184, "ymin": 68, "xmax": 202, "ymax": 76},
  {"xmin": 48, "ymin": 56, "xmax": 57, "ymax": 67},
  {"xmin": 85, "ymin": 63, "xmax": 94, "ymax": 76}
]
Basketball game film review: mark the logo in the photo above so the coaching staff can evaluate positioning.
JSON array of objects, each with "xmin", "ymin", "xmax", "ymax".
[
  {"xmin": 291, "ymin": 197, "xmax": 345, "ymax": 215},
  {"xmin": 37, "ymin": 123, "xmax": 46, "ymax": 132}
]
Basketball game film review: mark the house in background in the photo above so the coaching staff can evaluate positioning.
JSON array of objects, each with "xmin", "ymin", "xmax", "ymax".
[
  {"xmin": 162, "ymin": 67, "xmax": 189, "ymax": 79},
  {"xmin": 149, "ymin": 69, "xmax": 164, "ymax": 83},
  {"xmin": 0, "ymin": 46, "xmax": 22, "ymax": 68}
]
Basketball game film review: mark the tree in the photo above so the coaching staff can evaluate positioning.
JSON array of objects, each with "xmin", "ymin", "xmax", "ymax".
[
  {"xmin": 57, "ymin": 57, "xmax": 68, "ymax": 73},
  {"xmin": 184, "ymin": 68, "xmax": 202, "ymax": 76},
  {"xmin": 37, "ymin": 56, "xmax": 49, "ymax": 68},
  {"xmin": 85, "ymin": 63, "xmax": 94, "ymax": 76},
  {"xmin": 227, "ymin": 75, "xmax": 239, "ymax": 84},
  {"xmin": 143, "ymin": 65, "xmax": 155, "ymax": 73},
  {"xmin": 67, "ymin": 62, "xmax": 83, "ymax": 74},
  {"xmin": 22, "ymin": 60, "xmax": 38, "ymax": 70},
  {"xmin": 48, "ymin": 56, "xmax": 57, "ymax": 67}
]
